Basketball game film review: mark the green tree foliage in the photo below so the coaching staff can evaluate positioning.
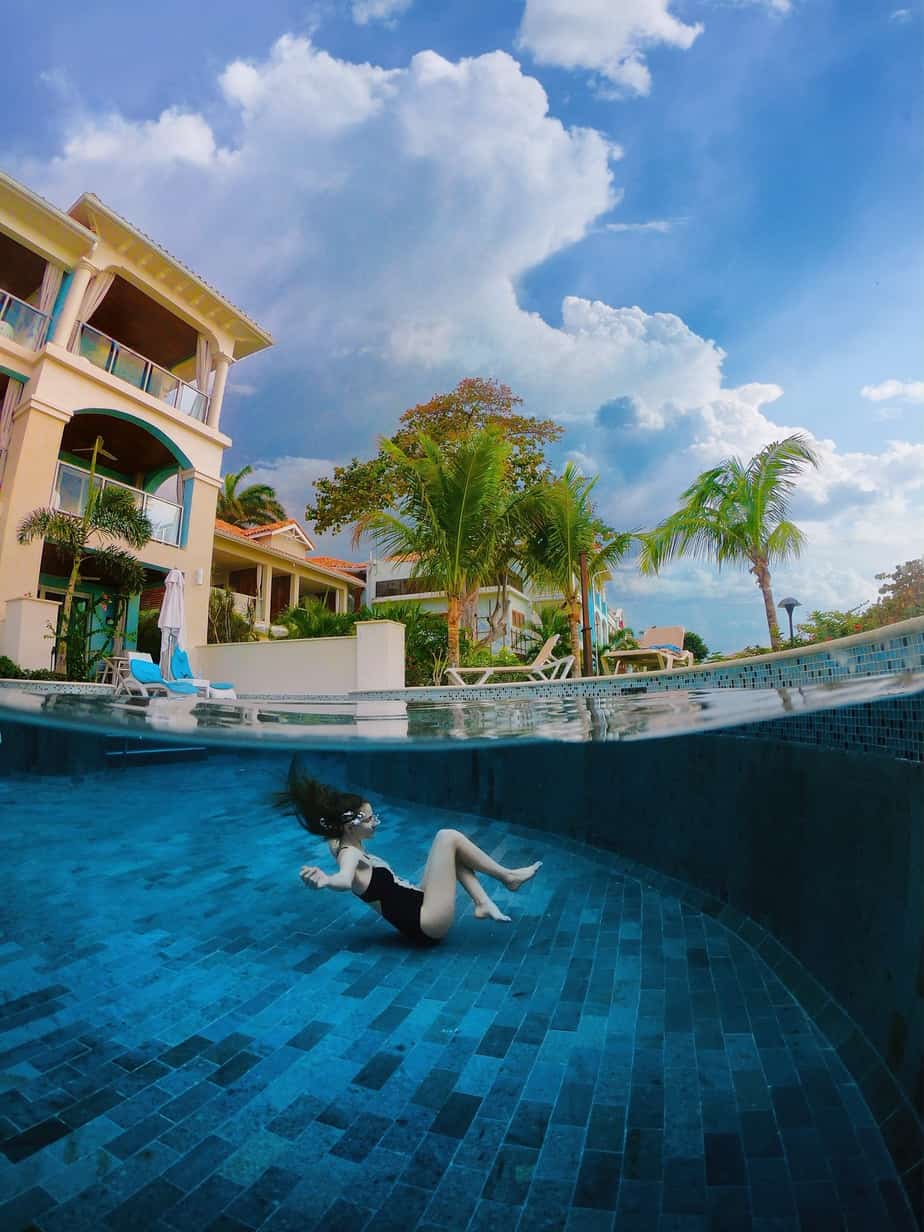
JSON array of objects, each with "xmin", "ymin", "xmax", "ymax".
[
  {"xmin": 279, "ymin": 597, "xmax": 371, "ymax": 640},
  {"xmin": 638, "ymin": 434, "xmax": 819, "ymax": 650},
  {"xmin": 521, "ymin": 464, "xmax": 633, "ymax": 675},
  {"xmin": 373, "ymin": 601, "xmax": 452, "ymax": 685},
  {"xmin": 354, "ymin": 428, "xmax": 515, "ymax": 667},
  {"xmin": 604, "ymin": 626, "xmax": 639, "ymax": 652},
  {"xmin": 522, "ymin": 604, "xmax": 573, "ymax": 658},
  {"xmin": 307, "ymin": 377, "xmax": 562, "ymax": 535},
  {"xmin": 869, "ymin": 557, "xmax": 924, "ymax": 624},
  {"xmin": 217, "ymin": 465, "xmax": 287, "ymax": 527},
  {"xmin": 683, "ymin": 631, "xmax": 710, "ymax": 662},
  {"xmin": 208, "ymin": 587, "xmax": 258, "ymax": 644},
  {"xmin": 17, "ymin": 436, "xmax": 151, "ymax": 677}
]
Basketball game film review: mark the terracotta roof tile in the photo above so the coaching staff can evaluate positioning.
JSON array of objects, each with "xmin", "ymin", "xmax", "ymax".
[{"xmin": 308, "ymin": 556, "xmax": 367, "ymax": 573}]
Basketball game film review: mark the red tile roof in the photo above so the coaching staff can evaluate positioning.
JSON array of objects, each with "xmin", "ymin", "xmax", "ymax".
[
  {"xmin": 241, "ymin": 520, "xmax": 299, "ymax": 536},
  {"xmin": 308, "ymin": 556, "xmax": 367, "ymax": 574}
]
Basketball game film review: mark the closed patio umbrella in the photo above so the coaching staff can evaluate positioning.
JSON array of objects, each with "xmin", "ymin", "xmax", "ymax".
[{"xmin": 157, "ymin": 568, "xmax": 185, "ymax": 679}]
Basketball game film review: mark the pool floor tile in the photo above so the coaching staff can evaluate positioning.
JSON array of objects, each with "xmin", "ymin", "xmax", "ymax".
[{"xmin": 0, "ymin": 760, "xmax": 914, "ymax": 1231}]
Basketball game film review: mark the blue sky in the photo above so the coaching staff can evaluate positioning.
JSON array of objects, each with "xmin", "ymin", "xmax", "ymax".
[{"xmin": 4, "ymin": 0, "xmax": 922, "ymax": 651}]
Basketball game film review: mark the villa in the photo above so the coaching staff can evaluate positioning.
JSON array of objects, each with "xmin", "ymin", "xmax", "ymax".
[
  {"xmin": 365, "ymin": 553, "xmax": 624, "ymax": 654},
  {"xmin": 0, "ymin": 172, "xmax": 360, "ymax": 671}
]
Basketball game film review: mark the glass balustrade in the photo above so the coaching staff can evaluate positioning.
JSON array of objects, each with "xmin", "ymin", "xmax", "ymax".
[
  {"xmin": 52, "ymin": 462, "xmax": 183, "ymax": 546},
  {"xmin": 0, "ymin": 289, "xmax": 50, "ymax": 350},
  {"xmin": 75, "ymin": 324, "xmax": 210, "ymax": 422}
]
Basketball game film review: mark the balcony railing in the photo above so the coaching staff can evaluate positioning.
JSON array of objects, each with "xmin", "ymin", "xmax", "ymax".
[
  {"xmin": 0, "ymin": 288, "xmax": 50, "ymax": 350},
  {"xmin": 74, "ymin": 323, "xmax": 210, "ymax": 422},
  {"xmin": 52, "ymin": 461, "xmax": 183, "ymax": 547}
]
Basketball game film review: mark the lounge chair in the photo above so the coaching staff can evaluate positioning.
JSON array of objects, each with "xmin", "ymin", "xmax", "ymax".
[
  {"xmin": 444, "ymin": 635, "xmax": 575, "ymax": 686},
  {"xmin": 171, "ymin": 647, "xmax": 237, "ymax": 701},
  {"xmin": 601, "ymin": 625, "xmax": 695, "ymax": 675},
  {"xmin": 115, "ymin": 652, "xmax": 199, "ymax": 697}
]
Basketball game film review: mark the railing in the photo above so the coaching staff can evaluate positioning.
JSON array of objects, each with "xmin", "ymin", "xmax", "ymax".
[
  {"xmin": 74, "ymin": 323, "xmax": 210, "ymax": 422},
  {"xmin": 52, "ymin": 461, "xmax": 183, "ymax": 546},
  {"xmin": 0, "ymin": 288, "xmax": 50, "ymax": 350}
]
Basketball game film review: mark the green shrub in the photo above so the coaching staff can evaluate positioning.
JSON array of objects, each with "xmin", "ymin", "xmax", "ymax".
[
  {"xmin": 372, "ymin": 601, "xmax": 451, "ymax": 685},
  {"xmin": 208, "ymin": 587, "xmax": 258, "ymax": 644},
  {"xmin": 136, "ymin": 608, "xmax": 162, "ymax": 659},
  {"xmin": 0, "ymin": 655, "xmax": 23, "ymax": 679}
]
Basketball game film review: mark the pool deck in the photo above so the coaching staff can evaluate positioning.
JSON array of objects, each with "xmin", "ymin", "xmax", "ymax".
[{"xmin": 0, "ymin": 756, "xmax": 916, "ymax": 1232}]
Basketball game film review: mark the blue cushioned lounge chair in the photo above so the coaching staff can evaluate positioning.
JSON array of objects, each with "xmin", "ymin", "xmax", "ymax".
[
  {"xmin": 117, "ymin": 652, "xmax": 199, "ymax": 697},
  {"xmin": 171, "ymin": 648, "xmax": 237, "ymax": 701}
]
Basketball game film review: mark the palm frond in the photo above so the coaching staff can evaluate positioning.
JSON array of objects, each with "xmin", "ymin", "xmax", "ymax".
[
  {"xmin": 764, "ymin": 520, "xmax": 807, "ymax": 563},
  {"xmin": 90, "ymin": 487, "xmax": 153, "ymax": 548},
  {"xmin": 17, "ymin": 508, "xmax": 83, "ymax": 550},
  {"xmin": 86, "ymin": 547, "xmax": 148, "ymax": 594}
]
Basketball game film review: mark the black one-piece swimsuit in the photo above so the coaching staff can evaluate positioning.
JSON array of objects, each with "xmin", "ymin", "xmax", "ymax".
[{"xmin": 360, "ymin": 865, "xmax": 439, "ymax": 946}]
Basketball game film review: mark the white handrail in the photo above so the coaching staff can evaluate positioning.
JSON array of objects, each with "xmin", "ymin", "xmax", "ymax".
[
  {"xmin": 53, "ymin": 461, "xmax": 183, "ymax": 546},
  {"xmin": 74, "ymin": 323, "xmax": 210, "ymax": 422},
  {"xmin": 0, "ymin": 287, "xmax": 50, "ymax": 349}
]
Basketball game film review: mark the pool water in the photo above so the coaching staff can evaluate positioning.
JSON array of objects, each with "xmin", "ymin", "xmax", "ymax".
[{"xmin": 0, "ymin": 682, "xmax": 921, "ymax": 1231}]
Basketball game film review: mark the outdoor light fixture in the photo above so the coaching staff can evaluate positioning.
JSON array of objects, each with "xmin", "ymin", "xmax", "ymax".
[{"xmin": 778, "ymin": 596, "xmax": 801, "ymax": 648}]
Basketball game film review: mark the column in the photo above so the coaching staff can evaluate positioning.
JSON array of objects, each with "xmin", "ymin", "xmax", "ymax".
[
  {"xmin": 289, "ymin": 573, "xmax": 300, "ymax": 610},
  {"xmin": 260, "ymin": 563, "xmax": 273, "ymax": 626},
  {"xmin": 50, "ymin": 259, "xmax": 95, "ymax": 348},
  {"xmin": 206, "ymin": 352, "xmax": 232, "ymax": 431}
]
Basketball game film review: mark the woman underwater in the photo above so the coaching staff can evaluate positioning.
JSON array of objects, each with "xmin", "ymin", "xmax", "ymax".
[{"xmin": 277, "ymin": 767, "xmax": 541, "ymax": 945}]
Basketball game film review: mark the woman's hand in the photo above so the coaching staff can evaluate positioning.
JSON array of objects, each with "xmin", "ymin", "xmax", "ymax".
[{"xmin": 300, "ymin": 865, "xmax": 330, "ymax": 890}]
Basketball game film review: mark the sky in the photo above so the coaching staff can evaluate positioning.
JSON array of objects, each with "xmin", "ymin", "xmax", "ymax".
[{"xmin": 3, "ymin": 0, "xmax": 922, "ymax": 652}]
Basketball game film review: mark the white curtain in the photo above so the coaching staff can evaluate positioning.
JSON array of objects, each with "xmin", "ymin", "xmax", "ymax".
[
  {"xmin": 37, "ymin": 263, "xmax": 63, "ymax": 317},
  {"xmin": 0, "ymin": 377, "xmax": 24, "ymax": 488},
  {"xmin": 68, "ymin": 270, "xmax": 114, "ymax": 348},
  {"xmin": 195, "ymin": 335, "xmax": 212, "ymax": 393}
]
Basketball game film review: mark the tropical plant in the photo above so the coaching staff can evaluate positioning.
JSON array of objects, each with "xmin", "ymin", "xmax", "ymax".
[
  {"xmin": 604, "ymin": 625, "xmax": 639, "ymax": 653},
  {"xmin": 638, "ymin": 434, "xmax": 819, "ymax": 650},
  {"xmin": 795, "ymin": 608, "xmax": 866, "ymax": 644},
  {"xmin": 868, "ymin": 557, "xmax": 924, "ymax": 625},
  {"xmin": 683, "ymin": 631, "xmax": 710, "ymax": 662},
  {"xmin": 520, "ymin": 464, "xmax": 633, "ymax": 675},
  {"xmin": 278, "ymin": 597, "xmax": 373, "ymax": 640},
  {"xmin": 208, "ymin": 586, "xmax": 258, "ymax": 644},
  {"xmin": 354, "ymin": 428, "xmax": 515, "ymax": 667},
  {"xmin": 17, "ymin": 436, "xmax": 151, "ymax": 677},
  {"xmin": 308, "ymin": 377, "xmax": 561, "ymax": 535},
  {"xmin": 217, "ymin": 465, "xmax": 287, "ymax": 527},
  {"xmin": 372, "ymin": 600, "xmax": 452, "ymax": 686},
  {"xmin": 521, "ymin": 604, "xmax": 573, "ymax": 658}
]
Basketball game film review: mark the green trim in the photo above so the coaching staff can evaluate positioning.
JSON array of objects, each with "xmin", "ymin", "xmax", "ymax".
[
  {"xmin": 0, "ymin": 365, "xmax": 27, "ymax": 384},
  {"xmin": 144, "ymin": 465, "xmax": 181, "ymax": 494},
  {"xmin": 125, "ymin": 594, "xmax": 140, "ymax": 650}
]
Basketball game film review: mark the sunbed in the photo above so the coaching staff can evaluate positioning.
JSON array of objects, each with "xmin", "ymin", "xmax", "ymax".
[
  {"xmin": 444, "ymin": 635, "xmax": 574, "ymax": 686},
  {"xmin": 171, "ymin": 648, "xmax": 238, "ymax": 701},
  {"xmin": 601, "ymin": 625, "xmax": 695, "ymax": 675}
]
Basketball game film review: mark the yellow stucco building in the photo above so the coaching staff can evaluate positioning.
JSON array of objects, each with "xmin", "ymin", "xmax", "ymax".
[{"xmin": 0, "ymin": 172, "xmax": 357, "ymax": 672}]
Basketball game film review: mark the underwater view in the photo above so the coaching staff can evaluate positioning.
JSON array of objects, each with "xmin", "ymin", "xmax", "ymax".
[{"xmin": 0, "ymin": 676, "xmax": 921, "ymax": 1232}]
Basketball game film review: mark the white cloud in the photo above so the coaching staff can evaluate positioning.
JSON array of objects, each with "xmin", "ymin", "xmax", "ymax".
[
  {"xmin": 860, "ymin": 378, "xmax": 924, "ymax": 403},
  {"xmin": 606, "ymin": 219, "xmax": 677, "ymax": 233},
  {"xmin": 16, "ymin": 34, "xmax": 922, "ymax": 639},
  {"xmin": 516, "ymin": 0, "xmax": 703, "ymax": 97},
  {"xmin": 889, "ymin": 9, "xmax": 913, "ymax": 22},
  {"xmin": 351, "ymin": 0, "xmax": 413, "ymax": 26}
]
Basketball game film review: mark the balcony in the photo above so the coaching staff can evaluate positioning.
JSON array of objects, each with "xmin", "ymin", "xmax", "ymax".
[
  {"xmin": 52, "ymin": 460, "xmax": 183, "ymax": 547},
  {"xmin": 74, "ymin": 323, "xmax": 209, "ymax": 422},
  {"xmin": 0, "ymin": 288, "xmax": 49, "ymax": 350}
]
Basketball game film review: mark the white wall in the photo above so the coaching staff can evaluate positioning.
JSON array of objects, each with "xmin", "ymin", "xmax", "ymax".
[{"xmin": 192, "ymin": 620, "xmax": 405, "ymax": 695}]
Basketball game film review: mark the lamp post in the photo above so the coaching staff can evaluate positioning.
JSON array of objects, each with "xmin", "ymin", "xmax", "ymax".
[{"xmin": 778, "ymin": 597, "xmax": 800, "ymax": 648}]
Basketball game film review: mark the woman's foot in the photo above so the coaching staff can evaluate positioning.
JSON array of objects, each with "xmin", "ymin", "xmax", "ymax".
[
  {"xmin": 474, "ymin": 897, "xmax": 512, "ymax": 922},
  {"xmin": 503, "ymin": 862, "xmax": 542, "ymax": 892}
]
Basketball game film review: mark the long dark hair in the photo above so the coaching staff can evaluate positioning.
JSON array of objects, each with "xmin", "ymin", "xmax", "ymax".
[{"xmin": 274, "ymin": 763, "xmax": 365, "ymax": 841}]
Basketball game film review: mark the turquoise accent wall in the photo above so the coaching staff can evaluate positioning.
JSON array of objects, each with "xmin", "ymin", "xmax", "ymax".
[{"xmin": 47, "ymin": 269, "xmax": 72, "ymax": 341}]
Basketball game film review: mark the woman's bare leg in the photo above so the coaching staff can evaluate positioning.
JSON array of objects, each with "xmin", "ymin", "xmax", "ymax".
[
  {"xmin": 419, "ymin": 828, "xmax": 541, "ymax": 939},
  {"xmin": 456, "ymin": 864, "xmax": 510, "ymax": 923}
]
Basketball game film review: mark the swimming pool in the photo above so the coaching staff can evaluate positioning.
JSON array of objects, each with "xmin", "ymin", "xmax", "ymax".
[{"xmin": 0, "ymin": 662, "xmax": 921, "ymax": 1230}]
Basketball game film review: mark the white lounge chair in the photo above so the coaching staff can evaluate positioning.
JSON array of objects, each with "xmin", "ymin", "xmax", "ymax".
[
  {"xmin": 171, "ymin": 647, "xmax": 237, "ymax": 701},
  {"xmin": 444, "ymin": 635, "xmax": 574, "ymax": 686},
  {"xmin": 601, "ymin": 625, "xmax": 694, "ymax": 674},
  {"xmin": 114, "ymin": 651, "xmax": 199, "ymax": 697}
]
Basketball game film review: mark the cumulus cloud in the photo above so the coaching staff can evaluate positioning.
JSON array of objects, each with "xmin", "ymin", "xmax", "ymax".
[
  {"xmin": 15, "ymin": 33, "xmax": 922, "ymax": 637},
  {"xmin": 516, "ymin": 0, "xmax": 703, "ymax": 97},
  {"xmin": 351, "ymin": 0, "xmax": 413, "ymax": 26},
  {"xmin": 860, "ymin": 378, "xmax": 924, "ymax": 403}
]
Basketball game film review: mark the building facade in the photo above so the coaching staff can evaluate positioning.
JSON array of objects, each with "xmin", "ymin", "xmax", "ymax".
[{"xmin": 0, "ymin": 173, "xmax": 272, "ymax": 669}]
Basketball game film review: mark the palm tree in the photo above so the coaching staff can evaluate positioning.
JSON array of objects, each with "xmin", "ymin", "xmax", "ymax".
[
  {"xmin": 217, "ymin": 465, "xmax": 287, "ymax": 527},
  {"xmin": 354, "ymin": 428, "xmax": 513, "ymax": 667},
  {"xmin": 18, "ymin": 436, "xmax": 152, "ymax": 677},
  {"xmin": 638, "ymin": 434, "xmax": 819, "ymax": 649},
  {"xmin": 521, "ymin": 464, "xmax": 633, "ymax": 675}
]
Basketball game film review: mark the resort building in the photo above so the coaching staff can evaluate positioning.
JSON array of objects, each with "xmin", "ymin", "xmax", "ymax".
[
  {"xmin": 0, "ymin": 171, "xmax": 279, "ymax": 669},
  {"xmin": 364, "ymin": 554, "xmax": 622, "ymax": 654}
]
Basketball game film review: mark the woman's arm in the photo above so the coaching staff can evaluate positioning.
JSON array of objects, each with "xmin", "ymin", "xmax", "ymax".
[{"xmin": 300, "ymin": 845, "xmax": 361, "ymax": 892}]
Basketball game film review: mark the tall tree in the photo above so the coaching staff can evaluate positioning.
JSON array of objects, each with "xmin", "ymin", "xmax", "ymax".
[
  {"xmin": 354, "ymin": 428, "xmax": 514, "ymax": 667},
  {"xmin": 217, "ymin": 465, "xmax": 287, "ymax": 527},
  {"xmin": 521, "ymin": 464, "xmax": 633, "ymax": 675},
  {"xmin": 308, "ymin": 377, "xmax": 561, "ymax": 535},
  {"xmin": 18, "ymin": 436, "xmax": 151, "ymax": 677},
  {"xmin": 638, "ymin": 434, "xmax": 819, "ymax": 649}
]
